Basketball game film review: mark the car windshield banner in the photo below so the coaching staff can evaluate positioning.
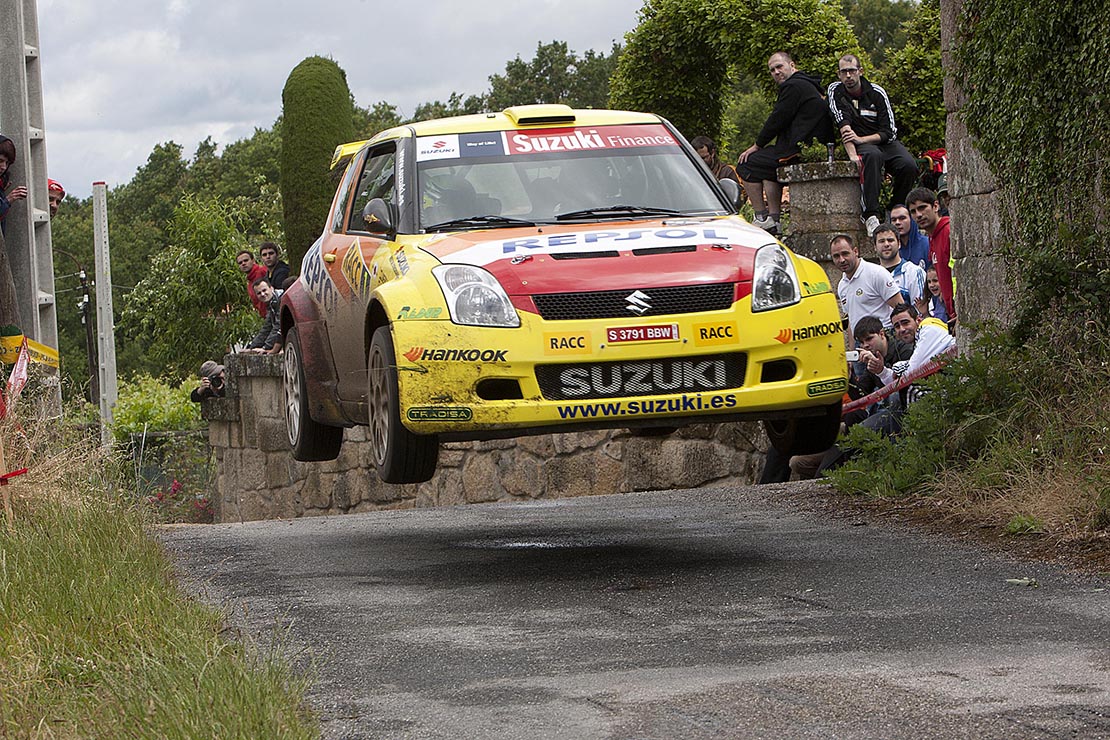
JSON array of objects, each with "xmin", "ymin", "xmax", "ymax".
[{"xmin": 415, "ymin": 125, "xmax": 680, "ymax": 162}]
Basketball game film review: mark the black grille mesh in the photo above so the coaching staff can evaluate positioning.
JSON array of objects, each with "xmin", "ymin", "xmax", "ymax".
[
  {"xmin": 533, "ymin": 283, "xmax": 734, "ymax": 321},
  {"xmin": 536, "ymin": 353, "xmax": 747, "ymax": 401}
]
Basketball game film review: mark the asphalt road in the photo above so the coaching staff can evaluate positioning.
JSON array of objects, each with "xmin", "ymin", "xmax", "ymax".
[{"xmin": 162, "ymin": 483, "xmax": 1110, "ymax": 739}]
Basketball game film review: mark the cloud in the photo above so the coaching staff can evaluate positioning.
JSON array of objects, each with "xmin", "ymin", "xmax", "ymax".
[{"xmin": 36, "ymin": 0, "xmax": 643, "ymax": 197}]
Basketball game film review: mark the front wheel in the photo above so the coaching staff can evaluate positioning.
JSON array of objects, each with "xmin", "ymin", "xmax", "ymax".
[
  {"xmin": 367, "ymin": 326, "xmax": 439, "ymax": 483},
  {"xmin": 764, "ymin": 401, "xmax": 843, "ymax": 456},
  {"xmin": 284, "ymin": 326, "xmax": 343, "ymax": 461}
]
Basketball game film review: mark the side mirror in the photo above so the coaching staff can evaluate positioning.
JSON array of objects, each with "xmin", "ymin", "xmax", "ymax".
[
  {"xmin": 718, "ymin": 178, "xmax": 742, "ymax": 211},
  {"xmin": 361, "ymin": 198, "xmax": 397, "ymax": 237}
]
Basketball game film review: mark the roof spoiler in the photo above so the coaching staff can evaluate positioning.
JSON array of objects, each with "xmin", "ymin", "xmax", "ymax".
[{"xmin": 502, "ymin": 104, "xmax": 576, "ymax": 126}]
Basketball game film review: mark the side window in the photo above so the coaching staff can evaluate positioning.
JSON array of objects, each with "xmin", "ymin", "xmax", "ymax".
[
  {"xmin": 345, "ymin": 148, "xmax": 396, "ymax": 233},
  {"xmin": 330, "ymin": 156, "xmax": 361, "ymax": 233}
]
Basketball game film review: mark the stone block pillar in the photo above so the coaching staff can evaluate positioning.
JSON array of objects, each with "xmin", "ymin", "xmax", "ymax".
[{"xmin": 779, "ymin": 161, "xmax": 870, "ymax": 285}]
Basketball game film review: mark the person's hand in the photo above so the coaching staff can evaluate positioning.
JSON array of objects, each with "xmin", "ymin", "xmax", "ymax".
[
  {"xmin": 736, "ymin": 144, "xmax": 759, "ymax": 164},
  {"xmin": 6, "ymin": 186, "xmax": 27, "ymax": 203},
  {"xmin": 199, "ymin": 377, "xmax": 212, "ymax": 390},
  {"xmin": 839, "ymin": 125, "xmax": 860, "ymax": 145},
  {"xmin": 914, "ymin": 295, "xmax": 930, "ymax": 317},
  {"xmin": 865, "ymin": 351, "xmax": 885, "ymax": 375}
]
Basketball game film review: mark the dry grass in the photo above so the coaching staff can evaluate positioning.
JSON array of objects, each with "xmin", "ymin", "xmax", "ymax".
[{"xmin": 0, "ymin": 395, "xmax": 317, "ymax": 739}]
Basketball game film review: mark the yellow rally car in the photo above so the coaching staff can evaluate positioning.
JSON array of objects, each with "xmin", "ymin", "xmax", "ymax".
[{"xmin": 280, "ymin": 105, "xmax": 848, "ymax": 483}]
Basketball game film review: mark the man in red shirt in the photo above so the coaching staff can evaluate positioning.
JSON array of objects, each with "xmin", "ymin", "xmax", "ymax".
[
  {"xmin": 906, "ymin": 187, "xmax": 954, "ymax": 323},
  {"xmin": 236, "ymin": 250, "xmax": 268, "ymax": 317}
]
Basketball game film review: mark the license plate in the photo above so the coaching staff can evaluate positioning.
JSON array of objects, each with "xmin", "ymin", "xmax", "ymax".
[
  {"xmin": 605, "ymin": 323, "xmax": 679, "ymax": 343},
  {"xmin": 536, "ymin": 354, "xmax": 746, "ymax": 400}
]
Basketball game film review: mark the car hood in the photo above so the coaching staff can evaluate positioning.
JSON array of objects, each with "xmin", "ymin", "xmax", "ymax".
[{"xmin": 422, "ymin": 217, "xmax": 776, "ymax": 294}]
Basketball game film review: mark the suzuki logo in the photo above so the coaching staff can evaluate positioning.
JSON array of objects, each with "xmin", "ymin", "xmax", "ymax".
[{"xmin": 625, "ymin": 290, "xmax": 652, "ymax": 315}]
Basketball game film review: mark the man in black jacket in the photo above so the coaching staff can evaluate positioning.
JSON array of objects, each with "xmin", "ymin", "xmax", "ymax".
[
  {"xmin": 737, "ymin": 51, "xmax": 833, "ymax": 235},
  {"xmin": 244, "ymin": 277, "xmax": 283, "ymax": 354},
  {"xmin": 827, "ymin": 54, "xmax": 919, "ymax": 237}
]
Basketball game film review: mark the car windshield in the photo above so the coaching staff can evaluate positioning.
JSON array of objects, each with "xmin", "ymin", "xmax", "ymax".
[{"xmin": 415, "ymin": 123, "xmax": 728, "ymax": 230}]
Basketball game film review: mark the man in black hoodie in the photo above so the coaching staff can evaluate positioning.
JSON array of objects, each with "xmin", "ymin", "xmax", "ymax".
[
  {"xmin": 827, "ymin": 54, "xmax": 919, "ymax": 237},
  {"xmin": 737, "ymin": 52, "xmax": 833, "ymax": 235}
]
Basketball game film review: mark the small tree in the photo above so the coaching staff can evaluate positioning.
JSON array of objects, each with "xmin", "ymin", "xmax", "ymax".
[
  {"xmin": 120, "ymin": 195, "xmax": 259, "ymax": 377},
  {"xmin": 280, "ymin": 56, "xmax": 356, "ymax": 269},
  {"xmin": 875, "ymin": 0, "xmax": 944, "ymax": 155}
]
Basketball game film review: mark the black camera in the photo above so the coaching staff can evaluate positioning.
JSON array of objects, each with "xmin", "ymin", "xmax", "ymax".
[{"xmin": 210, "ymin": 374, "xmax": 224, "ymax": 389}]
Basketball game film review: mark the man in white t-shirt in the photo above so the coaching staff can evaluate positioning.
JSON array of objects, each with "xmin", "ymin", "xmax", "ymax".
[
  {"xmin": 874, "ymin": 223, "xmax": 927, "ymax": 315},
  {"xmin": 831, "ymin": 233, "xmax": 902, "ymax": 330},
  {"xmin": 875, "ymin": 302, "xmax": 957, "ymax": 387}
]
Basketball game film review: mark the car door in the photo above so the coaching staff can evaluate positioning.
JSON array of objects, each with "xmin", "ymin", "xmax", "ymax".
[{"xmin": 322, "ymin": 142, "xmax": 399, "ymax": 401}]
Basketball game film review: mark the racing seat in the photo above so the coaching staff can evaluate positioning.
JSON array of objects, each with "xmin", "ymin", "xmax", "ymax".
[{"xmin": 425, "ymin": 176, "xmax": 479, "ymax": 226}]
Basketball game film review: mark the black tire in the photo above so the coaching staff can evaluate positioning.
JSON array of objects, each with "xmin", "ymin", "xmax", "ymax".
[
  {"xmin": 368, "ymin": 326, "xmax": 439, "ymax": 483},
  {"xmin": 284, "ymin": 326, "xmax": 344, "ymax": 461},
  {"xmin": 764, "ymin": 401, "xmax": 843, "ymax": 456}
]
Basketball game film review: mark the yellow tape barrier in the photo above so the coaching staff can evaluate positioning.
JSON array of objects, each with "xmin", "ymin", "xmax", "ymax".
[{"xmin": 0, "ymin": 335, "xmax": 60, "ymax": 369}]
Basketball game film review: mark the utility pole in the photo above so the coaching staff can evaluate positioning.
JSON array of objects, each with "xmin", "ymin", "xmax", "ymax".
[
  {"xmin": 93, "ymin": 183, "xmax": 117, "ymax": 445},
  {"xmin": 54, "ymin": 248, "xmax": 100, "ymax": 405},
  {"xmin": 0, "ymin": 0, "xmax": 59, "ymax": 353}
]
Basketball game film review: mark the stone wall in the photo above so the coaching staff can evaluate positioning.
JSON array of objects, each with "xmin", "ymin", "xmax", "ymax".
[
  {"xmin": 941, "ymin": 0, "xmax": 1015, "ymax": 348},
  {"xmin": 202, "ymin": 354, "xmax": 764, "ymax": 523}
]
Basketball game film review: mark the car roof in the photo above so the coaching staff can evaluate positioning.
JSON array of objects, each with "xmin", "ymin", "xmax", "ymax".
[{"xmin": 330, "ymin": 105, "xmax": 665, "ymax": 170}]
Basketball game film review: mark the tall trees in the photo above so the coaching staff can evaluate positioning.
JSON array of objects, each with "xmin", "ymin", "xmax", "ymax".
[
  {"xmin": 280, "ymin": 56, "xmax": 356, "ymax": 269},
  {"xmin": 611, "ymin": 0, "xmax": 861, "ymax": 143},
  {"xmin": 486, "ymin": 41, "xmax": 620, "ymax": 110}
]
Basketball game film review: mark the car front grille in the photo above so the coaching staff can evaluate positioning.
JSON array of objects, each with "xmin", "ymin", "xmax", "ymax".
[
  {"xmin": 536, "ymin": 353, "xmax": 747, "ymax": 401},
  {"xmin": 533, "ymin": 283, "xmax": 735, "ymax": 321}
]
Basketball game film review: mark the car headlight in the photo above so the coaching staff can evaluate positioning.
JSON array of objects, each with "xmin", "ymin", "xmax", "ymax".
[
  {"xmin": 432, "ymin": 265, "xmax": 520, "ymax": 327},
  {"xmin": 751, "ymin": 244, "xmax": 801, "ymax": 312}
]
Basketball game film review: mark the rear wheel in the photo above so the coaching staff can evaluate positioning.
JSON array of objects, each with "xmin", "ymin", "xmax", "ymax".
[
  {"xmin": 764, "ymin": 401, "xmax": 843, "ymax": 456},
  {"xmin": 367, "ymin": 326, "xmax": 439, "ymax": 483},
  {"xmin": 284, "ymin": 326, "xmax": 343, "ymax": 461}
]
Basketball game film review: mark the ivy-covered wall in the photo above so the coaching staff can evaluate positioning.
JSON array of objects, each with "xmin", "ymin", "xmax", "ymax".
[{"xmin": 953, "ymin": 0, "xmax": 1110, "ymax": 337}]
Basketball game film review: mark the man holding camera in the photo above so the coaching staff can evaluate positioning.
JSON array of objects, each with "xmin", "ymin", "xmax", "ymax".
[{"xmin": 191, "ymin": 360, "xmax": 226, "ymax": 402}]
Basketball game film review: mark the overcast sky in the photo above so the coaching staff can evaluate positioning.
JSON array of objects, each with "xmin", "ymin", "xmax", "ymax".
[{"xmin": 36, "ymin": 0, "xmax": 645, "ymax": 199}]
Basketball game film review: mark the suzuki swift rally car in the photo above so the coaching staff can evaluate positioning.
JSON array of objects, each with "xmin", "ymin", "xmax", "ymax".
[{"xmin": 280, "ymin": 105, "xmax": 848, "ymax": 483}]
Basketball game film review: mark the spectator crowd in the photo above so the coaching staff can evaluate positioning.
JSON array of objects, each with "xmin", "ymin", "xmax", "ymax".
[{"xmin": 701, "ymin": 50, "xmax": 960, "ymax": 482}]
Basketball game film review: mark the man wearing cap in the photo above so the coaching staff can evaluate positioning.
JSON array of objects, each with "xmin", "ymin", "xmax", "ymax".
[
  {"xmin": 190, "ymin": 361, "xmax": 226, "ymax": 402},
  {"xmin": 47, "ymin": 179, "xmax": 65, "ymax": 219}
]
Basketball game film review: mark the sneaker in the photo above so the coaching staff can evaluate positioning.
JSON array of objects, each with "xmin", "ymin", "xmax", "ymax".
[
  {"xmin": 864, "ymin": 215, "xmax": 881, "ymax": 237},
  {"xmin": 751, "ymin": 214, "xmax": 774, "ymax": 231}
]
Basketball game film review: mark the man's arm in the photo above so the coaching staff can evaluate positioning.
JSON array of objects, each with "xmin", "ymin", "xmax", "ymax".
[
  {"xmin": 754, "ymin": 81, "xmax": 802, "ymax": 148},
  {"xmin": 869, "ymin": 83, "xmax": 897, "ymax": 144}
]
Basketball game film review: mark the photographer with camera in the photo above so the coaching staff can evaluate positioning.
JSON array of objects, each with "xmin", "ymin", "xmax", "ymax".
[{"xmin": 190, "ymin": 361, "xmax": 226, "ymax": 402}]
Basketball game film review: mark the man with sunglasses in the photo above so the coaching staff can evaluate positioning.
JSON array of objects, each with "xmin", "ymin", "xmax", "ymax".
[{"xmin": 827, "ymin": 54, "xmax": 919, "ymax": 238}]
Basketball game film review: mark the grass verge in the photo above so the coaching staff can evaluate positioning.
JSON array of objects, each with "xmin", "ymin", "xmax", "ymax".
[
  {"xmin": 827, "ymin": 313, "xmax": 1110, "ymax": 545},
  {"xmin": 0, "ymin": 404, "xmax": 316, "ymax": 739}
]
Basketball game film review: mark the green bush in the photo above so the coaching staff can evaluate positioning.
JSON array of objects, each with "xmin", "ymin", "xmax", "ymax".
[
  {"xmin": 111, "ymin": 375, "xmax": 201, "ymax": 443},
  {"xmin": 874, "ymin": 0, "xmax": 943, "ymax": 154}
]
